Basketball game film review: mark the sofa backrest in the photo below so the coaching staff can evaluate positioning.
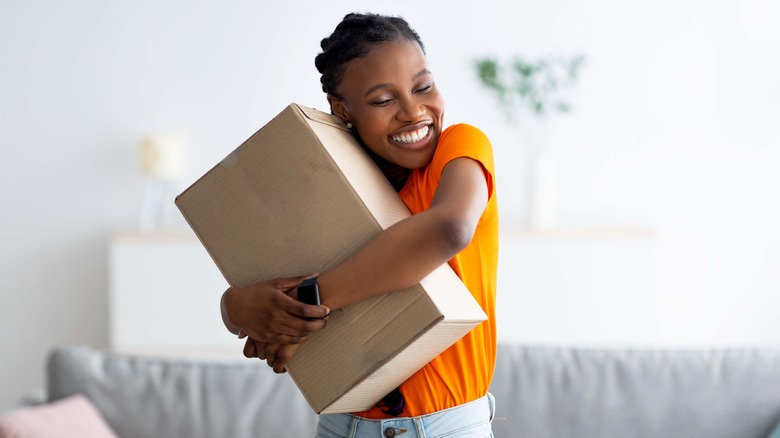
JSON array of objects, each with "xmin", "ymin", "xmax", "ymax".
[
  {"xmin": 48, "ymin": 345, "xmax": 780, "ymax": 438},
  {"xmin": 490, "ymin": 345, "xmax": 780, "ymax": 438},
  {"xmin": 47, "ymin": 346, "xmax": 317, "ymax": 438}
]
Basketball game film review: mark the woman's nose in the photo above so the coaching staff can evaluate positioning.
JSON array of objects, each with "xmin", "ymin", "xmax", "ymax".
[{"xmin": 396, "ymin": 97, "xmax": 424, "ymax": 122}]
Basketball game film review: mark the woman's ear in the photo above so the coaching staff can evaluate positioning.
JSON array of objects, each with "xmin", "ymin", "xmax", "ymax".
[{"xmin": 327, "ymin": 95, "xmax": 350, "ymax": 124}]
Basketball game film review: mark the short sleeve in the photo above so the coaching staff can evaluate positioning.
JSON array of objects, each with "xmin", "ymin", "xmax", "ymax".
[{"xmin": 428, "ymin": 124, "xmax": 496, "ymax": 201}]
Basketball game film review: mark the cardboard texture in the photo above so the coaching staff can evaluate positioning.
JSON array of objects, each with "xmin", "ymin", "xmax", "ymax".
[{"xmin": 175, "ymin": 103, "xmax": 487, "ymax": 414}]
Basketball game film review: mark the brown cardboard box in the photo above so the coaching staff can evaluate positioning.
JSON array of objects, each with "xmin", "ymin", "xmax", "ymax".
[{"xmin": 175, "ymin": 103, "xmax": 487, "ymax": 414}]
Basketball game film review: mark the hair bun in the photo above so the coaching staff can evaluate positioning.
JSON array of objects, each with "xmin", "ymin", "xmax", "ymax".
[{"xmin": 319, "ymin": 36, "xmax": 331, "ymax": 51}]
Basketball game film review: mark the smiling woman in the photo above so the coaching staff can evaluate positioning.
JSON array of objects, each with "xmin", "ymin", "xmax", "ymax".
[{"xmin": 220, "ymin": 12, "xmax": 500, "ymax": 438}]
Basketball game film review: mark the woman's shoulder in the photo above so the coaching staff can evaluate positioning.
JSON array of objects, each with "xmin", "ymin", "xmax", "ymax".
[
  {"xmin": 438, "ymin": 124, "xmax": 493, "ymax": 154},
  {"xmin": 441, "ymin": 123, "xmax": 490, "ymax": 142}
]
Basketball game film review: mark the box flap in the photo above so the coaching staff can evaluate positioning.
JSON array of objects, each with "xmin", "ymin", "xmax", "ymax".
[{"xmin": 295, "ymin": 103, "xmax": 350, "ymax": 131}]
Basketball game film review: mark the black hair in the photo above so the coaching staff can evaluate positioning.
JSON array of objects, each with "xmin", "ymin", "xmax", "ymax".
[{"xmin": 315, "ymin": 13, "xmax": 425, "ymax": 98}]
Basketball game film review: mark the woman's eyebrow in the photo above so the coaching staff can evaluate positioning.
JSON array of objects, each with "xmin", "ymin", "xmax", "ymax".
[
  {"xmin": 412, "ymin": 68, "xmax": 432, "ymax": 80},
  {"xmin": 363, "ymin": 69, "xmax": 433, "ymax": 97},
  {"xmin": 364, "ymin": 82, "xmax": 391, "ymax": 97}
]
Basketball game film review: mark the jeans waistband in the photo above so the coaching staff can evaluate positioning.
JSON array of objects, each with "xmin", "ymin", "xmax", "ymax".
[{"xmin": 317, "ymin": 393, "xmax": 495, "ymax": 438}]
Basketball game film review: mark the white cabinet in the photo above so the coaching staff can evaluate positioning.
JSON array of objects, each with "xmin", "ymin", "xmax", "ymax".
[
  {"xmin": 108, "ymin": 226, "xmax": 657, "ymax": 353},
  {"xmin": 496, "ymin": 226, "xmax": 657, "ymax": 347},
  {"xmin": 108, "ymin": 228, "xmax": 239, "ymax": 356}
]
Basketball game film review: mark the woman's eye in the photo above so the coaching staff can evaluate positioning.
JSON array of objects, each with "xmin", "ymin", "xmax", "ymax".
[
  {"xmin": 416, "ymin": 84, "xmax": 433, "ymax": 94},
  {"xmin": 372, "ymin": 98, "xmax": 393, "ymax": 106}
]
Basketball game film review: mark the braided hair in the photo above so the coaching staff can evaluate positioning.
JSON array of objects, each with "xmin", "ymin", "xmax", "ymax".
[{"xmin": 315, "ymin": 13, "xmax": 425, "ymax": 98}]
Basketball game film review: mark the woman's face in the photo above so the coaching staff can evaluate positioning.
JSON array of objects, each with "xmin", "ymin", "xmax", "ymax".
[{"xmin": 330, "ymin": 39, "xmax": 445, "ymax": 170}]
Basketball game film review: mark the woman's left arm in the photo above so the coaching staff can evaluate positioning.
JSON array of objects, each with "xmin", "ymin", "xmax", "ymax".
[{"xmin": 315, "ymin": 156, "xmax": 489, "ymax": 310}]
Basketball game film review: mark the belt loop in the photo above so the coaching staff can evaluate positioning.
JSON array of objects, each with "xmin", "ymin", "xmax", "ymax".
[
  {"xmin": 347, "ymin": 416, "xmax": 359, "ymax": 438},
  {"xmin": 487, "ymin": 392, "xmax": 496, "ymax": 422},
  {"xmin": 414, "ymin": 417, "xmax": 426, "ymax": 438}
]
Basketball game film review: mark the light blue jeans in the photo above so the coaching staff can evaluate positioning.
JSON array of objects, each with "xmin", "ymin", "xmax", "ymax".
[{"xmin": 315, "ymin": 393, "xmax": 495, "ymax": 438}]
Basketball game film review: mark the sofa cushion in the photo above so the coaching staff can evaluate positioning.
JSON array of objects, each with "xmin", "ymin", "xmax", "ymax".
[
  {"xmin": 0, "ymin": 394, "xmax": 117, "ymax": 438},
  {"xmin": 46, "ymin": 346, "xmax": 317, "ymax": 438},
  {"xmin": 489, "ymin": 345, "xmax": 780, "ymax": 438}
]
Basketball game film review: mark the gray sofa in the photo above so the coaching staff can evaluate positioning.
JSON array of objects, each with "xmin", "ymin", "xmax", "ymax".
[{"xmin": 39, "ymin": 344, "xmax": 780, "ymax": 437}]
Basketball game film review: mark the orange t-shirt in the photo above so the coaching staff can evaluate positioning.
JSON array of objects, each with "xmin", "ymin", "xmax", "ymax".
[{"xmin": 355, "ymin": 123, "xmax": 499, "ymax": 418}]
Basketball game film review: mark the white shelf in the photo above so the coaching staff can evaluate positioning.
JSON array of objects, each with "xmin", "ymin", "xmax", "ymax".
[
  {"xmin": 501, "ymin": 225, "xmax": 656, "ymax": 240},
  {"xmin": 111, "ymin": 227, "xmax": 199, "ymax": 242}
]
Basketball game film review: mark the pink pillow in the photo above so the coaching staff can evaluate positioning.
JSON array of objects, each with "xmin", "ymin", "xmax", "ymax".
[{"xmin": 0, "ymin": 394, "xmax": 117, "ymax": 438}]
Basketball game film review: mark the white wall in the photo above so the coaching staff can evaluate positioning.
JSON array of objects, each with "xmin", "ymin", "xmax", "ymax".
[{"xmin": 1, "ymin": 0, "xmax": 779, "ymax": 410}]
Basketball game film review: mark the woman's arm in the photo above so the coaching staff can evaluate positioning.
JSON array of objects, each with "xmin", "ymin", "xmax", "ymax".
[
  {"xmin": 253, "ymin": 157, "xmax": 489, "ymax": 372},
  {"xmin": 220, "ymin": 276, "xmax": 330, "ymax": 344},
  {"xmin": 318, "ymin": 156, "xmax": 489, "ymax": 310}
]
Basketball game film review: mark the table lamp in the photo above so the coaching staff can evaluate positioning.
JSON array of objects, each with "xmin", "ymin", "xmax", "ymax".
[{"xmin": 138, "ymin": 133, "xmax": 186, "ymax": 231}]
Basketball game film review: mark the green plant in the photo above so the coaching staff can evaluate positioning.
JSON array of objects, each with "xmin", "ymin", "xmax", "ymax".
[{"xmin": 475, "ymin": 54, "xmax": 585, "ymax": 124}]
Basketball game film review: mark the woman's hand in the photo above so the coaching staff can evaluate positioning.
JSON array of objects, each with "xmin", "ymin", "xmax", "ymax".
[
  {"xmin": 242, "ymin": 337, "xmax": 301, "ymax": 374},
  {"xmin": 221, "ymin": 275, "xmax": 330, "ymax": 344}
]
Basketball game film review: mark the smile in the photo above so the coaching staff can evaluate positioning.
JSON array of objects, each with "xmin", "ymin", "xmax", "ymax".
[{"xmin": 390, "ymin": 125, "xmax": 430, "ymax": 144}]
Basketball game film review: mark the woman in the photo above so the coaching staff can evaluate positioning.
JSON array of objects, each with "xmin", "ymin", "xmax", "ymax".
[{"xmin": 221, "ymin": 12, "xmax": 499, "ymax": 437}]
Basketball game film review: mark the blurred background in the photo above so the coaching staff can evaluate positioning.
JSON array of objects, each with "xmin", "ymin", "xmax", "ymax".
[{"xmin": 1, "ymin": 0, "xmax": 778, "ymax": 412}]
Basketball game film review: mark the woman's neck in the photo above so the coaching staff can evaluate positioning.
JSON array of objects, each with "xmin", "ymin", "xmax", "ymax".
[
  {"xmin": 363, "ymin": 147, "xmax": 410, "ymax": 192},
  {"xmin": 379, "ymin": 161, "xmax": 411, "ymax": 192}
]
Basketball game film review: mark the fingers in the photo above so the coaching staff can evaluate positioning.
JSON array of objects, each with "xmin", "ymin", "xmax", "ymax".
[
  {"xmin": 274, "ymin": 292, "xmax": 330, "ymax": 320},
  {"xmin": 243, "ymin": 339, "xmax": 269, "ymax": 360},
  {"xmin": 302, "ymin": 304, "xmax": 331, "ymax": 320},
  {"xmin": 268, "ymin": 333, "xmax": 307, "ymax": 344},
  {"xmin": 243, "ymin": 338, "xmax": 256, "ymax": 358},
  {"xmin": 265, "ymin": 343, "xmax": 281, "ymax": 372},
  {"xmin": 255, "ymin": 342, "xmax": 268, "ymax": 360},
  {"xmin": 245, "ymin": 317, "xmax": 324, "ymax": 344},
  {"xmin": 279, "ymin": 316, "xmax": 328, "ymax": 338},
  {"xmin": 268, "ymin": 344, "xmax": 298, "ymax": 374},
  {"xmin": 243, "ymin": 339, "xmax": 300, "ymax": 374},
  {"xmin": 273, "ymin": 361, "xmax": 287, "ymax": 374}
]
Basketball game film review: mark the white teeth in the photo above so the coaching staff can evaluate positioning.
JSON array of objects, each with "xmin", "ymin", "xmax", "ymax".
[{"xmin": 392, "ymin": 125, "xmax": 429, "ymax": 143}]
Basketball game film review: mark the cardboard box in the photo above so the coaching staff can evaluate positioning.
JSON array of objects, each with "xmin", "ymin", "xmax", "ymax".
[{"xmin": 175, "ymin": 103, "xmax": 487, "ymax": 414}]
